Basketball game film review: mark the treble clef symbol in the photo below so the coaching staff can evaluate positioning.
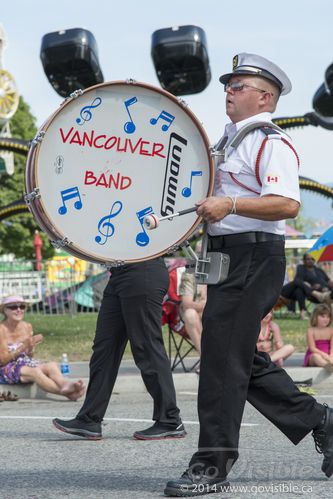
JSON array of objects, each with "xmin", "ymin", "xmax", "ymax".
[
  {"xmin": 76, "ymin": 97, "xmax": 102, "ymax": 125},
  {"xmin": 95, "ymin": 201, "xmax": 123, "ymax": 245}
]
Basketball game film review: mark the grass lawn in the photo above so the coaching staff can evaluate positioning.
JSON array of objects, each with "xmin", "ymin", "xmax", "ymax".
[
  {"xmin": 274, "ymin": 315, "xmax": 308, "ymax": 352},
  {"xmin": 26, "ymin": 312, "xmax": 309, "ymax": 363},
  {"xmin": 27, "ymin": 313, "xmax": 98, "ymax": 362}
]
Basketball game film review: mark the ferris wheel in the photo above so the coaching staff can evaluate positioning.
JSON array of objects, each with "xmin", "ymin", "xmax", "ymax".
[
  {"xmin": 0, "ymin": 24, "xmax": 19, "ymax": 175},
  {"xmin": 0, "ymin": 68, "xmax": 19, "ymax": 123}
]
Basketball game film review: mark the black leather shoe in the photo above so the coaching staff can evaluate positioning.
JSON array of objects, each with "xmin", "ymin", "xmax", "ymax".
[
  {"xmin": 312, "ymin": 404, "xmax": 333, "ymax": 477},
  {"xmin": 133, "ymin": 422, "xmax": 186, "ymax": 440},
  {"xmin": 164, "ymin": 469, "xmax": 229, "ymax": 497},
  {"xmin": 52, "ymin": 417, "xmax": 102, "ymax": 440}
]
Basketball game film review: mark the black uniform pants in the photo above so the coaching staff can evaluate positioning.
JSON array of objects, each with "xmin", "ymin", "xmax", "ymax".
[
  {"xmin": 77, "ymin": 258, "xmax": 181, "ymax": 425},
  {"xmin": 189, "ymin": 236, "xmax": 324, "ymax": 478}
]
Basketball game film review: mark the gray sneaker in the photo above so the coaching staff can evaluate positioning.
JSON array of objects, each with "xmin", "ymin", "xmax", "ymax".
[
  {"xmin": 133, "ymin": 421, "xmax": 186, "ymax": 440},
  {"xmin": 52, "ymin": 417, "xmax": 102, "ymax": 440}
]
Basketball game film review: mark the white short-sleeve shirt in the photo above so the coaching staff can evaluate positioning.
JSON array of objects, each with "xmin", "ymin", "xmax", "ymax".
[{"xmin": 208, "ymin": 112, "xmax": 301, "ymax": 236}]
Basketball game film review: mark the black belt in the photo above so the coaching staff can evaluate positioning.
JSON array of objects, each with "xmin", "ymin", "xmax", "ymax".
[{"xmin": 207, "ymin": 232, "xmax": 284, "ymax": 250}]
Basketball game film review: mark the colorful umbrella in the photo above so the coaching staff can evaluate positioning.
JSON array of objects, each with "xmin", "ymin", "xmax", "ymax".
[{"xmin": 308, "ymin": 225, "xmax": 333, "ymax": 262}]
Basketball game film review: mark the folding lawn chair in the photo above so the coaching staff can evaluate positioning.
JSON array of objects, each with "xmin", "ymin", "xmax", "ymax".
[{"xmin": 162, "ymin": 266, "xmax": 200, "ymax": 373}]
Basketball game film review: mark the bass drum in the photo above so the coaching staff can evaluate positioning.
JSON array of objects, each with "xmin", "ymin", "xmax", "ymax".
[{"xmin": 25, "ymin": 80, "xmax": 214, "ymax": 265}]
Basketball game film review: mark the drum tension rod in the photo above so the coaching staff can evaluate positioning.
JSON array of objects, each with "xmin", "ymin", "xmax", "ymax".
[
  {"xmin": 101, "ymin": 260, "xmax": 126, "ymax": 270},
  {"xmin": 177, "ymin": 98, "xmax": 189, "ymax": 108},
  {"xmin": 51, "ymin": 237, "xmax": 71, "ymax": 249},
  {"xmin": 31, "ymin": 131, "xmax": 45, "ymax": 146},
  {"xmin": 24, "ymin": 188, "xmax": 41, "ymax": 204},
  {"xmin": 68, "ymin": 89, "xmax": 84, "ymax": 100}
]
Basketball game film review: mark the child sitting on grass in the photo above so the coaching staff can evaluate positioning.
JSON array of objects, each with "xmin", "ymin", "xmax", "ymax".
[
  {"xmin": 304, "ymin": 303, "xmax": 333, "ymax": 369},
  {"xmin": 257, "ymin": 311, "xmax": 295, "ymax": 367}
]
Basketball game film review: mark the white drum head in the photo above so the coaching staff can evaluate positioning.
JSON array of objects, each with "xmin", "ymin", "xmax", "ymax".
[{"xmin": 26, "ymin": 81, "xmax": 213, "ymax": 264}]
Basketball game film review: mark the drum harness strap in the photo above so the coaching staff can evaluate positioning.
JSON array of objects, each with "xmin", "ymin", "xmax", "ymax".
[
  {"xmin": 213, "ymin": 121, "xmax": 300, "ymax": 195},
  {"xmin": 184, "ymin": 122, "xmax": 300, "ymax": 284}
]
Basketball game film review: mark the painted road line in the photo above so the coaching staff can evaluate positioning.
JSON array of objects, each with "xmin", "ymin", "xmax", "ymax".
[{"xmin": 0, "ymin": 415, "xmax": 258, "ymax": 426}]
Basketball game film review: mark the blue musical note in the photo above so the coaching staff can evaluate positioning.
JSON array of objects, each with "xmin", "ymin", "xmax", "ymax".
[
  {"xmin": 76, "ymin": 97, "xmax": 102, "ymax": 125},
  {"xmin": 95, "ymin": 201, "xmax": 123, "ymax": 245},
  {"xmin": 123, "ymin": 97, "xmax": 138, "ymax": 134},
  {"xmin": 136, "ymin": 206, "xmax": 153, "ymax": 247},
  {"xmin": 150, "ymin": 110, "xmax": 175, "ymax": 131},
  {"xmin": 182, "ymin": 171, "xmax": 203, "ymax": 198},
  {"xmin": 58, "ymin": 187, "xmax": 83, "ymax": 215}
]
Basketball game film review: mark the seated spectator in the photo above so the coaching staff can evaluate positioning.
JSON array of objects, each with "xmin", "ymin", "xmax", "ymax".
[
  {"xmin": 257, "ymin": 311, "xmax": 295, "ymax": 367},
  {"xmin": 0, "ymin": 295, "xmax": 85, "ymax": 400},
  {"xmin": 280, "ymin": 253, "xmax": 333, "ymax": 319},
  {"xmin": 304, "ymin": 303, "xmax": 333, "ymax": 369},
  {"xmin": 178, "ymin": 272, "xmax": 206, "ymax": 355}
]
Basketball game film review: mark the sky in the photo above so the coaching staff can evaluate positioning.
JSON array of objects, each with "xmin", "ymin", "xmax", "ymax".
[{"xmin": 1, "ymin": 0, "xmax": 333, "ymax": 188}]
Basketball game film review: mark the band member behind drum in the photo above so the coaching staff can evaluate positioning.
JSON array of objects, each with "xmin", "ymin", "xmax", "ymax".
[{"xmin": 53, "ymin": 258, "xmax": 186, "ymax": 440}]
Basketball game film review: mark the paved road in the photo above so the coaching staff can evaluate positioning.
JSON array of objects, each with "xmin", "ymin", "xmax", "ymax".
[{"xmin": 0, "ymin": 375, "xmax": 333, "ymax": 498}]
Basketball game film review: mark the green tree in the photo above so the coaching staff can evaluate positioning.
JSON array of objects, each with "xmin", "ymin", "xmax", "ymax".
[{"xmin": 0, "ymin": 96, "xmax": 55, "ymax": 259}]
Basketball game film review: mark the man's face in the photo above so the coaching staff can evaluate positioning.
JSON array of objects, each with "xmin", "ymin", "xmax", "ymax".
[
  {"xmin": 304, "ymin": 255, "xmax": 315, "ymax": 267},
  {"xmin": 225, "ymin": 75, "xmax": 269, "ymax": 123}
]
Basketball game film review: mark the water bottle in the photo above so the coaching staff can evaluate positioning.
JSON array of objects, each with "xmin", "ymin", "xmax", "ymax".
[{"xmin": 60, "ymin": 353, "xmax": 70, "ymax": 376}]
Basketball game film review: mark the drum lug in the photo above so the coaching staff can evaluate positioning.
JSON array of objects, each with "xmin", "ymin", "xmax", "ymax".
[
  {"xmin": 125, "ymin": 78, "xmax": 137, "ymax": 85},
  {"xmin": 61, "ymin": 89, "xmax": 84, "ymax": 106},
  {"xmin": 31, "ymin": 131, "xmax": 46, "ymax": 147},
  {"xmin": 101, "ymin": 260, "xmax": 126, "ymax": 270},
  {"xmin": 69, "ymin": 89, "xmax": 84, "ymax": 99},
  {"xmin": 177, "ymin": 98, "xmax": 188, "ymax": 108},
  {"xmin": 24, "ymin": 188, "xmax": 41, "ymax": 204},
  {"xmin": 166, "ymin": 244, "xmax": 180, "ymax": 254},
  {"xmin": 51, "ymin": 237, "xmax": 71, "ymax": 249}
]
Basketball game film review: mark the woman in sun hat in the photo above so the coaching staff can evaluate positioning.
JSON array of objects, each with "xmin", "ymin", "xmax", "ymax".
[{"xmin": 0, "ymin": 295, "xmax": 85, "ymax": 400}]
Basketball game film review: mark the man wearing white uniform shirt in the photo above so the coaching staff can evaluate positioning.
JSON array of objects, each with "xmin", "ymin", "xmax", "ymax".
[{"xmin": 165, "ymin": 53, "xmax": 333, "ymax": 497}]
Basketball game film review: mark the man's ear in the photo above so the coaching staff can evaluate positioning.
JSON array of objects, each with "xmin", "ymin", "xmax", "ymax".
[{"xmin": 259, "ymin": 91, "xmax": 274, "ymax": 110}]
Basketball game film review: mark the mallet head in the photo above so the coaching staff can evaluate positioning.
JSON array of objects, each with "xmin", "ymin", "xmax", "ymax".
[{"xmin": 143, "ymin": 214, "xmax": 159, "ymax": 230}]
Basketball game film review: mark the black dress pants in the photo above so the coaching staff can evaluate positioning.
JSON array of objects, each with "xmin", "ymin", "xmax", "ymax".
[
  {"xmin": 189, "ymin": 239, "xmax": 324, "ymax": 478},
  {"xmin": 77, "ymin": 258, "xmax": 181, "ymax": 425}
]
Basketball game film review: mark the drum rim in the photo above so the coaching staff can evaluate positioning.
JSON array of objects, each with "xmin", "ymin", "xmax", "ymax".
[{"xmin": 25, "ymin": 80, "xmax": 214, "ymax": 264}]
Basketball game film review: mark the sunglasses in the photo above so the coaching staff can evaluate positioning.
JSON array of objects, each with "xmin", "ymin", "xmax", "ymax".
[
  {"xmin": 5, "ymin": 304, "xmax": 27, "ymax": 311},
  {"xmin": 224, "ymin": 81, "xmax": 271, "ymax": 94}
]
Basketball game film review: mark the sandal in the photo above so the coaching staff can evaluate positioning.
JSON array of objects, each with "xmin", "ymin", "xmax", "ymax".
[{"xmin": 1, "ymin": 391, "xmax": 19, "ymax": 401}]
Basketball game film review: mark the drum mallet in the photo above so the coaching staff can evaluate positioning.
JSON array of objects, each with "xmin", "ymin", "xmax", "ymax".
[{"xmin": 144, "ymin": 207, "xmax": 197, "ymax": 230}]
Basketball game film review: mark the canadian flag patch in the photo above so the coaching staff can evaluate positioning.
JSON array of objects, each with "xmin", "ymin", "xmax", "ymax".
[{"xmin": 266, "ymin": 175, "xmax": 279, "ymax": 184}]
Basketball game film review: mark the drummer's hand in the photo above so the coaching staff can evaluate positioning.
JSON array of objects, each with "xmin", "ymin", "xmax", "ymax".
[{"xmin": 196, "ymin": 197, "xmax": 232, "ymax": 223}]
